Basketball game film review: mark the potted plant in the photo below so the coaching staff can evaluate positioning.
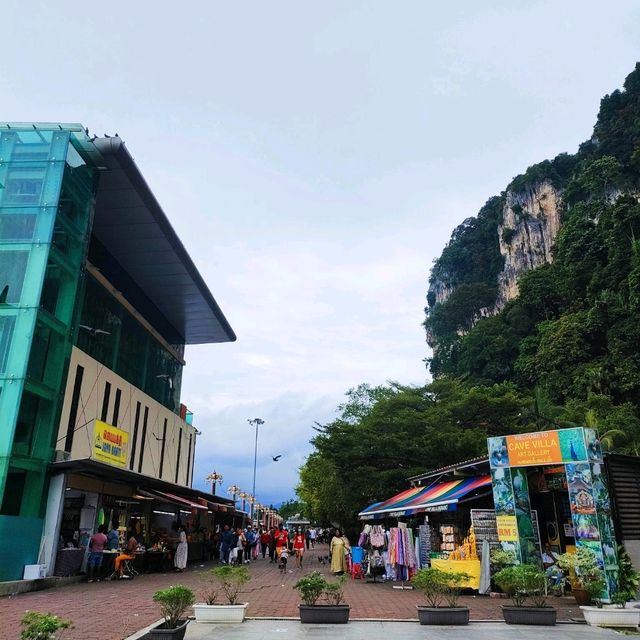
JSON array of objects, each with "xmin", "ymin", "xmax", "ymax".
[
  {"xmin": 494, "ymin": 564, "xmax": 557, "ymax": 625},
  {"xmin": 411, "ymin": 568, "xmax": 470, "ymax": 625},
  {"xmin": 193, "ymin": 565, "xmax": 250, "ymax": 623},
  {"xmin": 294, "ymin": 571, "xmax": 350, "ymax": 624},
  {"xmin": 149, "ymin": 585, "xmax": 195, "ymax": 640},
  {"xmin": 20, "ymin": 612, "xmax": 72, "ymax": 640},
  {"xmin": 556, "ymin": 547, "xmax": 600, "ymax": 605},
  {"xmin": 580, "ymin": 547, "xmax": 640, "ymax": 628}
]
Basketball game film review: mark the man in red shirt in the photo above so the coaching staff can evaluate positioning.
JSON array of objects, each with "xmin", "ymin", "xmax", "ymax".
[{"xmin": 274, "ymin": 525, "xmax": 288, "ymax": 561}]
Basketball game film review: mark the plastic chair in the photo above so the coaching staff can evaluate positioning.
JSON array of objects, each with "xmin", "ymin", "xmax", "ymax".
[{"xmin": 121, "ymin": 558, "xmax": 138, "ymax": 578}]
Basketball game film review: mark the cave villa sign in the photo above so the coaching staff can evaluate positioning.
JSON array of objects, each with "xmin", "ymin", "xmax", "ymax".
[
  {"xmin": 488, "ymin": 427, "xmax": 596, "ymax": 469},
  {"xmin": 93, "ymin": 420, "xmax": 128, "ymax": 467}
]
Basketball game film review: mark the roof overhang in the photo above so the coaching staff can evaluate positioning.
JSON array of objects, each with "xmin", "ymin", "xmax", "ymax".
[
  {"xmin": 91, "ymin": 136, "xmax": 236, "ymax": 345},
  {"xmin": 358, "ymin": 475, "xmax": 492, "ymax": 520},
  {"xmin": 51, "ymin": 458, "xmax": 234, "ymax": 508}
]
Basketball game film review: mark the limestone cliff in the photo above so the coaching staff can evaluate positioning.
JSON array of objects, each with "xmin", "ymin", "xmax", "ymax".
[{"xmin": 496, "ymin": 180, "xmax": 562, "ymax": 309}]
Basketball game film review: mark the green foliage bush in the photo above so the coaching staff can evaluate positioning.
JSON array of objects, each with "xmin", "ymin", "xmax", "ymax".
[
  {"xmin": 152, "ymin": 585, "xmax": 195, "ymax": 628},
  {"xmin": 205, "ymin": 565, "xmax": 250, "ymax": 605},
  {"xmin": 294, "ymin": 571, "xmax": 328, "ymax": 605},
  {"xmin": 411, "ymin": 568, "xmax": 470, "ymax": 607},
  {"xmin": 20, "ymin": 612, "xmax": 72, "ymax": 640},
  {"xmin": 494, "ymin": 564, "xmax": 549, "ymax": 608}
]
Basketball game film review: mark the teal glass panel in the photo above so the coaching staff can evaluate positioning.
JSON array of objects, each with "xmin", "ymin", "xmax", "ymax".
[{"xmin": 0, "ymin": 515, "xmax": 43, "ymax": 580}]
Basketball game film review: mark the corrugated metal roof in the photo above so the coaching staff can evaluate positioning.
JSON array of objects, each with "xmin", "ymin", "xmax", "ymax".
[{"xmin": 92, "ymin": 136, "xmax": 236, "ymax": 345}]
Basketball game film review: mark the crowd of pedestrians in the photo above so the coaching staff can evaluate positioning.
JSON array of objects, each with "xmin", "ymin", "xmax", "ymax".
[{"xmin": 211, "ymin": 523, "xmax": 331, "ymax": 571}]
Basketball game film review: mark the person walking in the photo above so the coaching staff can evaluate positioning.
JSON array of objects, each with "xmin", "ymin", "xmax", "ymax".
[
  {"xmin": 219, "ymin": 524, "xmax": 233, "ymax": 563},
  {"xmin": 304, "ymin": 527, "xmax": 310, "ymax": 550},
  {"xmin": 268, "ymin": 527, "xmax": 277, "ymax": 563},
  {"xmin": 329, "ymin": 528, "xmax": 350, "ymax": 575},
  {"xmin": 274, "ymin": 524, "xmax": 288, "ymax": 563},
  {"xmin": 235, "ymin": 527, "xmax": 246, "ymax": 565},
  {"xmin": 293, "ymin": 527, "xmax": 306, "ymax": 569},
  {"xmin": 260, "ymin": 528, "xmax": 271, "ymax": 559},
  {"xmin": 174, "ymin": 526, "xmax": 188, "ymax": 572},
  {"xmin": 309, "ymin": 527, "xmax": 317, "ymax": 549}
]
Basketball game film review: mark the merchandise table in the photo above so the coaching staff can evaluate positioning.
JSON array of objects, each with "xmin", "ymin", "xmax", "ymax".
[{"xmin": 430, "ymin": 558, "xmax": 481, "ymax": 590}]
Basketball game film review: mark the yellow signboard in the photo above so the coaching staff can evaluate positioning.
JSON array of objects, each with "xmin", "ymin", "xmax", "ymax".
[
  {"xmin": 496, "ymin": 515, "xmax": 518, "ymax": 541},
  {"xmin": 93, "ymin": 420, "xmax": 128, "ymax": 467}
]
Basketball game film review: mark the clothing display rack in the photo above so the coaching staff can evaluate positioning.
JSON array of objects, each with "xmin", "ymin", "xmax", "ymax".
[{"xmin": 389, "ymin": 523, "xmax": 415, "ymax": 590}]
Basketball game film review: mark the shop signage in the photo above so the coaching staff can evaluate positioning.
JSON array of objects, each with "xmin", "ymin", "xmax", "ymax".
[
  {"xmin": 93, "ymin": 420, "xmax": 128, "ymax": 467},
  {"xmin": 495, "ymin": 515, "xmax": 518, "ymax": 541},
  {"xmin": 488, "ymin": 428, "xmax": 589, "ymax": 468}
]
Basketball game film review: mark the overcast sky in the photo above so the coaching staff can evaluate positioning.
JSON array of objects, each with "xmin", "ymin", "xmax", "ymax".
[{"xmin": 3, "ymin": 1, "xmax": 639, "ymax": 508}]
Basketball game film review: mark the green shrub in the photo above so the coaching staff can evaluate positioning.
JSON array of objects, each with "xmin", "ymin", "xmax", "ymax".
[
  {"xmin": 411, "ymin": 568, "xmax": 470, "ymax": 608},
  {"xmin": 494, "ymin": 564, "xmax": 548, "ymax": 608},
  {"xmin": 294, "ymin": 571, "xmax": 327, "ymax": 605},
  {"xmin": 207, "ymin": 565, "xmax": 250, "ymax": 605},
  {"xmin": 152, "ymin": 585, "xmax": 195, "ymax": 628},
  {"xmin": 20, "ymin": 611, "xmax": 72, "ymax": 640},
  {"xmin": 324, "ymin": 575, "xmax": 347, "ymax": 605}
]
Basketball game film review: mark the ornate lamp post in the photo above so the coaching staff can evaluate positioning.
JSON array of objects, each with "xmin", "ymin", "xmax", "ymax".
[
  {"xmin": 238, "ymin": 491, "xmax": 248, "ymax": 513},
  {"xmin": 247, "ymin": 418, "xmax": 264, "ymax": 521},
  {"xmin": 206, "ymin": 471, "xmax": 224, "ymax": 495},
  {"xmin": 227, "ymin": 484, "xmax": 241, "ymax": 506}
]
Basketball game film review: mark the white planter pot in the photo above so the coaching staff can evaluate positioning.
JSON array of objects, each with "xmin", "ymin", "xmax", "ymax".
[
  {"xmin": 193, "ymin": 603, "xmax": 248, "ymax": 623},
  {"xmin": 580, "ymin": 605, "xmax": 640, "ymax": 628}
]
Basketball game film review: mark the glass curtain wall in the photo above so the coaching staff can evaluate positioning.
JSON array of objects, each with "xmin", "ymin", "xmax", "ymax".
[
  {"xmin": 76, "ymin": 276, "xmax": 184, "ymax": 413},
  {"xmin": 0, "ymin": 124, "xmax": 97, "ymax": 581}
]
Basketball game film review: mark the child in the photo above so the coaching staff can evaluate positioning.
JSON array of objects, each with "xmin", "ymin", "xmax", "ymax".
[{"xmin": 278, "ymin": 546, "xmax": 289, "ymax": 574}]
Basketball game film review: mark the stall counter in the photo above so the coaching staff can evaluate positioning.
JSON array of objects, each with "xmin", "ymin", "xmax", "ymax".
[{"xmin": 430, "ymin": 558, "xmax": 481, "ymax": 590}]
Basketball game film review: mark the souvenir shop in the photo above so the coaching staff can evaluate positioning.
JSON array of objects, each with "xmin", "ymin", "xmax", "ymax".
[
  {"xmin": 358, "ymin": 427, "xmax": 635, "ymax": 597},
  {"xmin": 358, "ymin": 475, "xmax": 495, "ymax": 589}
]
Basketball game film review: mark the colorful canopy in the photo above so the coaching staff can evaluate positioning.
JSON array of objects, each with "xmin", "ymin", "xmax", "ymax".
[{"xmin": 358, "ymin": 475, "xmax": 491, "ymax": 520}]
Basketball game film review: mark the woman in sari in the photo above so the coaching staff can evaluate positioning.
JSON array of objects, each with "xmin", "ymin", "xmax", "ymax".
[{"xmin": 329, "ymin": 528, "xmax": 350, "ymax": 575}]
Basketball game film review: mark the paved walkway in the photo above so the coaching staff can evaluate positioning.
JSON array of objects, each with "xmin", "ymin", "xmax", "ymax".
[
  {"xmin": 0, "ymin": 544, "xmax": 585, "ymax": 640},
  {"xmin": 184, "ymin": 620, "xmax": 619, "ymax": 640}
]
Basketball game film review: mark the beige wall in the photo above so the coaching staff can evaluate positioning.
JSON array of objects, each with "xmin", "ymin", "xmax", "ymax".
[{"xmin": 57, "ymin": 347, "xmax": 196, "ymax": 487}]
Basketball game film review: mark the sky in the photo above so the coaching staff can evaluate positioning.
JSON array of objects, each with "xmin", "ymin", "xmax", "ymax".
[{"xmin": 3, "ymin": 1, "xmax": 639, "ymax": 508}]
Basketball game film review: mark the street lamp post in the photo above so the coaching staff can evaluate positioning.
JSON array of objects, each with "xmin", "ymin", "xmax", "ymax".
[
  {"xmin": 247, "ymin": 418, "xmax": 264, "ymax": 521},
  {"xmin": 227, "ymin": 484, "xmax": 241, "ymax": 506},
  {"xmin": 206, "ymin": 471, "xmax": 224, "ymax": 495}
]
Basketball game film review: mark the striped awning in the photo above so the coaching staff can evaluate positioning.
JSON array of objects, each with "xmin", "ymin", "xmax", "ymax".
[{"xmin": 358, "ymin": 475, "xmax": 492, "ymax": 520}]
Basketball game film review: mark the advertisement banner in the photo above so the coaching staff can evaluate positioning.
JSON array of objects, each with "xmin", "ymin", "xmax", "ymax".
[
  {"xmin": 92, "ymin": 420, "xmax": 128, "ymax": 467},
  {"xmin": 496, "ymin": 515, "xmax": 518, "ymax": 541},
  {"xmin": 488, "ymin": 428, "xmax": 588, "ymax": 468}
]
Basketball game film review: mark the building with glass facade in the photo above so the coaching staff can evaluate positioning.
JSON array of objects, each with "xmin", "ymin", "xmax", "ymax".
[{"xmin": 0, "ymin": 124, "xmax": 236, "ymax": 581}]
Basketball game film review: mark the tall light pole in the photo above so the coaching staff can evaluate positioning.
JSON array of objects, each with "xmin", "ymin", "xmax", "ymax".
[
  {"xmin": 248, "ymin": 418, "xmax": 264, "ymax": 521},
  {"xmin": 206, "ymin": 471, "xmax": 224, "ymax": 495}
]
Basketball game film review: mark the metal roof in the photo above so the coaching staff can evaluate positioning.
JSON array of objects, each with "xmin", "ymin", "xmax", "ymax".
[
  {"xmin": 407, "ymin": 455, "xmax": 490, "ymax": 485},
  {"xmin": 91, "ymin": 136, "xmax": 236, "ymax": 345}
]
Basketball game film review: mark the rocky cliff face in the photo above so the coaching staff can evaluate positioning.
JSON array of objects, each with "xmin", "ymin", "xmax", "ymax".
[
  {"xmin": 496, "ymin": 180, "xmax": 562, "ymax": 309},
  {"xmin": 427, "ymin": 180, "xmax": 562, "ymax": 322}
]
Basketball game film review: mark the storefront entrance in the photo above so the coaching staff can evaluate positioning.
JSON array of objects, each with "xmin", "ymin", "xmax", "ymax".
[{"xmin": 488, "ymin": 427, "xmax": 619, "ymax": 598}]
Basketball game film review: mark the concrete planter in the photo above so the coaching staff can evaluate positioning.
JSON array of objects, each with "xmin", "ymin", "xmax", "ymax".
[
  {"xmin": 299, "ymin": 604, "xmax": 350, "ymax": 624},
  {"xmin": 148, "ymin": 619, "xmax": 190, "ymax": 640},
  {"xmin": 502, "ymin": 606, "xmax": 557, "ymax": 625},
  {"xmin": 193, "ymin": 603, "xmax": 247, "ymax": 623},
  {"xmin": 580, "ymin": 605, "xmax": 640, "ymax": 628},
  {"xmin": 417, "ymin": 606, "xmax": 469, "ymax": 625}
]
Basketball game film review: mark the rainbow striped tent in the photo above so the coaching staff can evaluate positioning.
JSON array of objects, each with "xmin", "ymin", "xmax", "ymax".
[{"xmin": 358, "ymin": 475, "xmax": 491, "ymax": 520}]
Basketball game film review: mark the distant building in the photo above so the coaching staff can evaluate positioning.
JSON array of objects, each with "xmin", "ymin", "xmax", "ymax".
[{"xmin": 0, "ymin": 124, "xmax": 236, "ymax": 581}]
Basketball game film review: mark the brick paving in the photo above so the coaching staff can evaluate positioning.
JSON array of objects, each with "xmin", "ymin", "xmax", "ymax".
[{"xmin": 0, "ymin": 544, "xmax": 584, "ymax": 640}]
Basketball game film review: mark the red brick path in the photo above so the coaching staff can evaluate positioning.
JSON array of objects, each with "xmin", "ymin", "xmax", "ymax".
[{"xmin": 0, "ymin": 544, "xmax": 583, "ymax": 640}]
